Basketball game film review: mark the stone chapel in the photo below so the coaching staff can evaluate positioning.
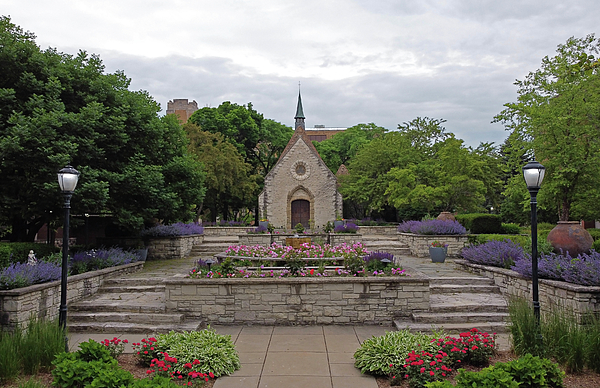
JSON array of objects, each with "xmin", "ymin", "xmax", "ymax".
[{"xmin": 258, "ymin": 92, "xmax": 343, "ymax": 229}]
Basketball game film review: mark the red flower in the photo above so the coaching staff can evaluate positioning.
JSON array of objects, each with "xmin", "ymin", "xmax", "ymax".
[
  {"xmin": 209, "ymin": 372, "xmax": 215, "ymax": 378},
  {"xmin": 430, "ymin": 371, "xmax": 435, "ymax": 376}
]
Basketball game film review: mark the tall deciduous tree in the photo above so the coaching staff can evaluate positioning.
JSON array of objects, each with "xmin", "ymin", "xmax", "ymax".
[
  {"xmin": 184, "ymin": 123, "xmax": 258, "ymax": 221},
  {"xmin": 0, "ymin": 17, "xmax": 205, "ymax": 240},
  {"xmin": 495, "ymin": 34, "xmax": 600, "ymax": 221}
]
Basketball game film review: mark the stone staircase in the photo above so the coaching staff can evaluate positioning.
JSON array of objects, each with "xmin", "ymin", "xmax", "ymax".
[
  {"xmin": 394, "ymin": 276, "xmax": 510, "ymax": 335},
  {"xmin": 362, "ymin": 234, "xmax": 411, "ymax": 256},
  {"xmin": 189, "ymin": 236, "xmax": 239, "ymax": 257},
  {"xmin": 68, "ymin": 278, "xmax": 202, "ymax": 334}
]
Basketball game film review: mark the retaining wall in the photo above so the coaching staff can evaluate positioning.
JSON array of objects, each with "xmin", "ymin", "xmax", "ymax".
[
  {"xmin": 356, "ymin": 226, "xmax": 398, "ymax": 235},
  {"xmin": 397, "ymin": 233, "xmax": 468, "ymax": 257},
  {"xmin": 147, "ymin": 235, "xmax": 203, "ymax": 260},
  {"xmin": 164, "ymin": 272, "xmax": 429, "ymax": 325},
  {"xmin": 0, "ymin": 262, "xmax": 143, "ymax": 330},
  {"xmin": 456, "ymin": 260, "xmax": 600, "ymax": 321},
  {"xmin": 203, "ymin": 227, "xmax": 248, "ymax": 236}
]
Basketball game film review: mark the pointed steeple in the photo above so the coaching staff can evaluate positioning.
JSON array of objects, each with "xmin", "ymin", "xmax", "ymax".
[
  {"xmin": 295, "ymin": 90, "xmax": 305, "ymax": 119},
  {"xmin": 294, "ymin": 85, "xmax": 305, "ymax": 131}
]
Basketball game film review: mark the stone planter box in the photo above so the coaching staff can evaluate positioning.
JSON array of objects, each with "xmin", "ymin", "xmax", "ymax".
[
  {"xmin": 456, "ymin": 259, "xmax": 600, "ymax": 321},
  {"xmin": 397, "ymin": 233, "xmax": 468, "ymax": 257},
  {"xmin": 147, "ymin": 234, "xmax": 203, "ymax": 260},
  {"xmin": 0, "ymin": 262, "xmax": 143, "ymax": 331},
  {"xmin": 164, "ymin": 271, "xmax": 429, "ymax": 325}
]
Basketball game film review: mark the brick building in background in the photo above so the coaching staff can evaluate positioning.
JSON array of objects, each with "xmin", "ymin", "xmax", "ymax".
[{"xmin": 166, "ymin": 99, "xmax": 198, "ymax": 122}]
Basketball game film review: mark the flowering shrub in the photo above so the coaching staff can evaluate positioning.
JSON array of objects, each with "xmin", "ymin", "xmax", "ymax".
[
  {"xmin": 141, "ymin": 222, "xmax": 204, "ymax": 238},
  {"xmin": 334, "ymin": 222, "xmax": 360, "ymax": 233},
  {"xmin": 0, "ymin": 261, "xmax": 61, "ymax": 290},
  {"xmin": 397, "ymin": 220, "xmax": 467, "ymax": 235},
  {"xmin": 364, "ymin": 251, "xmax": 395, "ymax": 272},
  {"xmin": 435, "ymin": 328, "xmax": 496, "ymax": 367},
  {"xmin": 101, "ymin": 337, "xmax": 128, "ymax": 359},
  {"xmin": 512, "ymin": 250, "xmax": 600, "ymax": 286},
  {"xmin": 132, "ymin": 337, "xmax": 160, "ymax": 365},
  {"xmin": 146, "ymin": 352, "xmax": 215, "ymax": 385},
  {"xmin": 70, "ymin": 247, "xmax": 141, "ymax": 275},
  {"xmin": 397, "ymin": 350, "xmax": 453, "ymax": 388},
  {"xmin": 462, "ymin": 239, "xmax": 526, "ymax": 269}
]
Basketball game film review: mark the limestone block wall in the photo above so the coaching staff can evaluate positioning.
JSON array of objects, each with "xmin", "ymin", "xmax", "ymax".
[
  {"xmin": 357, "ymin": 226, "xmax": 398, "ymax": 235},
  {"xmin": 0, "ymin": 262, "xmax": 143, "ymax": 330},
  {"xmin": 203, "ymin": 227, "xmax": 248, "ymax": 237},
  {"xmin": 238, "ymin": 234, "xmax": 273, "ymax": 247},
  {"xmin": 397, "ymin": 233, "xmax": 468, "ymax": 257},
  {"xmin": 456, "ymin": 260, "xmax": 600, "ymax": 321},
  {"xmin": 260, "ymin": 138, "xmax": 341, "ymax": 229},
  {"xmin": 330, "ymin": 233, "xmax": 363, "ymax": 245},
  {"xmin": 164, "ymin": 275, "xmax": 430, "ymax": 325},
  {"xmin": 147, "ymin": 235, "xmax": 203, "ymax": 260}
]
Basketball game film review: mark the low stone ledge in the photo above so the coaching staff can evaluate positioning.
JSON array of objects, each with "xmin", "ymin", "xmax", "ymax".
[
  {"xmin": 455, "ymin": 259, "xmax": 600, "ymax": 320},
  {"xmin": 164, "ymin": 270, "xmax": 429, "ymax": 325},
  {"xmin": 147, "ymin": 234, "xmax": 203, "ymax": 260},
  {"xmin": 397, "ymin": 233, "xmax": 468, "ymax": 257},
  {"xmin": 0, "ymin": 262, "xmax": 143, "ymax": 330}
]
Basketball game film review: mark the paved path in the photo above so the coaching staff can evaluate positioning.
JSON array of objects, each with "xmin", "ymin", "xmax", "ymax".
[{"xmin": 68, "ymin": 251, "xmax": 510, "ymax": 387}]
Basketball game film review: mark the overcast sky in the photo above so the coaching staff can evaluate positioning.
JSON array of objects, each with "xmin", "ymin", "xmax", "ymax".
[{"xmin": 2, "ymin": 0, "xmax": 599, "ymax": 147}]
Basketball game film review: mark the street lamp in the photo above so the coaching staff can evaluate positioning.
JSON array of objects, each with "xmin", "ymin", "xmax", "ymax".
[
  {"xmin": 522, "ymin": 160, "xmax": 545, "ymax": 324},
  {"xmin": 57, "ymin": 165, "xmax": 80, "ymax": 351}
]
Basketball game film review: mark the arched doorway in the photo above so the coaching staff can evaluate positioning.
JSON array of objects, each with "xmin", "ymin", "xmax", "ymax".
[{"xmin": 291, "ymin": 199, "xmax": 310, "ymax": 228}]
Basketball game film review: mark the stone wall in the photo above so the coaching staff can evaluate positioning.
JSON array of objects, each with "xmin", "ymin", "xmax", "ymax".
[
  {"xmin": 456, "ymin": 260, "xmax": 600, "ymax": 321},
  {"xmin": 0, "ymin": 262, "xmax": 143, "ymax": 330},
  {"xmin": 238, "ymin": 234, "xmax": 273, "ymax": 247},
  {"xmin": 356, "ymin": 226, "xmax": 398, "ymax": 235},
  {"xmin": 164, "ymin": 274, "xmax": 429, "ymax": 325},
  {"xmin": 330, "ymin": 233, "xmax": 363, "ymax": 245},
  {"xmin": 203, "ymin": 227, "xmax": 249, "ymax": 237},
  {"xmin": 147, "ymin": 235, "xmax": 203, "ymax": 260},
  {"xmin": 397, "ymin": 233, "xmax": 468, "ymax": 257},
  {"xmin": 237, "ymin": 233, "xmax": 363, "ymax": 248}
]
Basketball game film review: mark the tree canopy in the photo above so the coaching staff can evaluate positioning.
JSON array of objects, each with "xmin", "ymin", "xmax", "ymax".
[
  {"xmin": 0, "ymin": 16, "xmax": 205, "ymax": 241},
  {"xmin": 495, "ymin": 34, "xmax": 600, "ymax": 221}
]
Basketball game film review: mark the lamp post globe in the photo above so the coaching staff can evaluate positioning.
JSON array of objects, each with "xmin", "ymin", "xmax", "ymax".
[
  {"xmin": 57, "ymin": 165, "xmax": 79, "ymax": 351},
  {"xmin": 522, "ymin": 160, "xmax": 545, "ymax": 327}
]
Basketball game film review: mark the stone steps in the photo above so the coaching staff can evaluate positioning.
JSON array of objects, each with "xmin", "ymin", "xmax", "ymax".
[
  {"xmin": 362, "ymin": 237, "xmax": 411, "ymax": 256},
  {"xmin": 68, "ymin": 321, "xmax": 202, "ymax": 334},
  {"xmin": 394, "ymin": 276, "xmax": 510, "ymax": 334}
]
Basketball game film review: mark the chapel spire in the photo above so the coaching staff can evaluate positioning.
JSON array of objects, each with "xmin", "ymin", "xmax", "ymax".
[{"xmin": 294, "ymin": 86, "xmax": 305, "ymax": 131}]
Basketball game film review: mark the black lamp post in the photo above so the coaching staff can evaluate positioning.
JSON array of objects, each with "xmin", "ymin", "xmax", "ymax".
[
  {"xmin": 522, "ymin": 160, "xmax": 545, "ymax": 324},
  {"xmin": 57, "ymin": 165, "xmax": 80, "ymax": 351}
]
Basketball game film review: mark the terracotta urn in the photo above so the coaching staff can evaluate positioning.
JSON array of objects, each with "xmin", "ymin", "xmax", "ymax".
[
  {"xmin": 546, "ymin": 221, "xmax": 593, "ymax": 256},
  {"xmin": 437, "ymin": 212, "xmax": 456, "ymax": 222}
]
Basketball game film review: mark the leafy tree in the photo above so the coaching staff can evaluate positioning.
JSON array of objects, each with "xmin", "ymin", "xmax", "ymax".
[
  {"xmin": 495, "ymin": 34, "xmax": 600, "ymax": 221},
  {"xmin": 0, "ymin": 16, "xmax": 205, "ymax": 240},
  {"xmin": 314, "ymin": 123, "xmax": 387, "ymax": 172},
  {"xmin": 184, "ymin": 123, "xmax": 258, "ymax": 221},
  {"xmin": 256, "ymin": 118, "xmax": 294, "ymax": 176}
]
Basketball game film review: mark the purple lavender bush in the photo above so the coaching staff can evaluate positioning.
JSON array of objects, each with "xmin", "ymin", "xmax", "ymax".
[
  {"xmin": 512, "ymin": 250, "xmax": 600, "ymax": 286},
  {"xmin": 141, "ymin": 222, "xmax": 204, "ymax": 238},
  {"xmin": 462, "ymin": 239, "xmax": 527, "ymax": 269},
  {"xmin": 70, "ymin": 247, "xmax": 140, "ymax": 275},
  {"xmin": 397, "ymin": 220, "xmax": 467, "ymax": 235},
  {"xmin": 247, "ymin": 225, "xmax": 268, "ymax": 234},
  {"xmin": 0, "ymin": 261, "xmax": 61, "ymax": 290},
  {"xmin": 334, "ymin": 222, "xmax": 360, "ymax": 233}
]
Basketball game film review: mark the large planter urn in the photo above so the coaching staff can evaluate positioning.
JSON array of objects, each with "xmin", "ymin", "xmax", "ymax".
[
  {"xmin": 429, "ymin": 247, "xmax": 447, "ymax": 263},
  {"xmin": 547, "ymin": 221, "xmax": 593, "ymax": 256},
  {"xmin": 437, "ymin": 212, "xmax": 456, "ymax": 222}
]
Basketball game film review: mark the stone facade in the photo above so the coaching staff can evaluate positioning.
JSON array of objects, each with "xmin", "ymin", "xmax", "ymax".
[
  {"xmin": 0, "ymin": 262, "xmax": 143, "ymax": 330},
  {"xmin": 456, "ymin": 260, "xmax": 600, "ymax": 322},
  {"xmin": 397, "ymin": 233, "xmax": 469, "ymax": 257},
  {"xmin": 147, "ymin": 235, "xmax": 203, "ymax": 260},
  {"xmin": 166, "ymin": 99, "xmax": 198, "ymax": 122},
  {"xmin": 258, "ymin": 93, "xmax": 342, "ymax": 230},
  {"xmin": 164, "ymin": 274, "xmax": 429, "ymax": 325}
]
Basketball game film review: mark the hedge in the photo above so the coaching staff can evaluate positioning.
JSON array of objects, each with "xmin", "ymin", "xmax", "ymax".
[
  {"xmin": 455, "ymin": 213, "xmax": 503, "ymax": 234},
  {"xmin": 0, "ymin": 242, "xmax": 59, "ymax": 268}
]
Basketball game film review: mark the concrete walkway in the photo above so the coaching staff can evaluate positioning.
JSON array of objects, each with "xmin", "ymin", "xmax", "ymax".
[{"xmin": 68, "ymin": 251, "xmax": 510, "ymax": 387}]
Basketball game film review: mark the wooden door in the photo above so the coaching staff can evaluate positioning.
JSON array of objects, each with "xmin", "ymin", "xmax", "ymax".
[{"xmin": 291, "ymin": 200, "xmax": 310, "ymax": 228}]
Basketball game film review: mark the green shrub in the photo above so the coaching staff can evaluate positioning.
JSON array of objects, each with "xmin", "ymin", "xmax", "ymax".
[
  {"xmin": 20, "ymin": 318, "xmax": 65, "ymax": 375},
  {"xmin": 501, "ymin": 223, "xmax": 522, "ymax": 234},
  {"xmin": 129, "ymin": 376, "xmax": 181, "ymax": 388},
  {"xmin": 456, "ymin": 213, "xmax": 502, "ymax": 234},
  {"xmin": 593, "ymin": 239, "xmax": 600, "ymax": 251},
  {"xmin": 77, "ymin": 339, "xmax": 114, "ymax": 363},
  {"xmin": 0, "ymin": 245, "xmax": 11, "ymax": 268},
  {"xmin": 353, "ymin": 329, "xmax": 442, "ymax": 375},
  {"xmin": 0, "ymin": 243, "xmax": 59, "ymax": 265},
  {"xmin": 454, "ymin": 367, "xmax": 519, "ymax": 388},
  {"xmin": 494, "ymin": 354, "xmax": 564, "ymax": 388},
  {"xmin": 467, "ymin": 234, "xmax": 529, "ymax": 247},
  {"xmin": 151, "ymin": 329, "xmax": 240, "ymax": 377},
  {"xmin": 586, "ymin": 228, "xmax": 600, "ymax": 241},
  {"xmin": 508, "ymin": 297, "xmax": 544, "ymax": 358},
  {"xmin": 537, "ymin": 222, "xmax": 556, "ymax": 231}
]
